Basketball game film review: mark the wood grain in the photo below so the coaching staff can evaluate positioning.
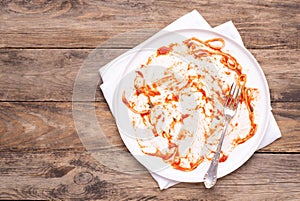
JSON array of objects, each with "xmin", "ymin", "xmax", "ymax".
[
  {"xmin": 0, "ymin": 151, "xmax": 299, "ymax": 200},
  {"xmin": 0, "ymin": 0, "xmax": 299, "ymax": 200},
  {"xmin": 1, "ymin": 0, "xmax": 299, "ymax": 49},
  {"xmin": 0, "ymin": 49, "xmax": 299, "ymax": 102},
  {"xmin": 0, "ymin": 102, "xmax": 299, "ymax": 152}
]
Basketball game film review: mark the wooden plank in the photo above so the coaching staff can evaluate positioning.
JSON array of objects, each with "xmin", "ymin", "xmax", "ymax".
[
  {"xmin": 251, "ymin": 49, "xmax": 300, "ymax": 102},
  {"xmin": 1, "ymin": 0, "xmax": 299, "ymax": 49},
  {"xmin": 0, "ymin": 49, "xmax": 299, "ymax": 102},
  {"xmin": 267, "ymin": 102, "xmax": 300, "ymax": 152},
  {"xmin": 0, "ymin": 151, "xmax": 299, "ymax": 200},
  {"xmin": 0, "ymin": 48, "xmax": 94, "ymax": 102},
  {"xmin": 0, "ymin": 102, "xmax": 299, "ymax": 152},
  {"xmin": 1, "ymin": 1, "xmax": 297, "ymax": 200}
]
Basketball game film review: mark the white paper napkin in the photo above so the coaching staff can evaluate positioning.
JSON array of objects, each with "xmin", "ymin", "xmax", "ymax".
[{"xmin": 99, "ymin": 10, "xmax": 282, "ymax": 190}]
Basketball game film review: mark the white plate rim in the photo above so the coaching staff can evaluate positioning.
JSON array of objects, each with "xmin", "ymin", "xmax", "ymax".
[{"xmin": 112, "ymin": 28, "xmax": 271, "ymax": 182}]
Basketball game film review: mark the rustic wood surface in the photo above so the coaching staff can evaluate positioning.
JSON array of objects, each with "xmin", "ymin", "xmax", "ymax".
[{"xmin": 0, "ymin": 0, "xmax": 299, "ymax": 200}]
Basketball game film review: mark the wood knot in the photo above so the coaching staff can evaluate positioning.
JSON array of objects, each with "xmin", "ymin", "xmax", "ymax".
[
  {"xmin": 7, "ymin": 0, "xmax": 73, "ymax": 17},
  {"xmin": 73, "ymin": 171, "xmax": 93, "ymax": 185}
]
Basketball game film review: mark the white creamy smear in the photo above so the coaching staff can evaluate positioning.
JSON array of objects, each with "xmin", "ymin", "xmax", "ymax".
[{"xmin": 122, "ymin": 38, "xmax": 258, "ymax": 171}]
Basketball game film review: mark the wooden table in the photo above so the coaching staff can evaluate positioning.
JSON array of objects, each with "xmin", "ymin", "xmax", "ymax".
[{"xmin": 1, "ymin": 0, "xmax": 299, "ymax": 200}]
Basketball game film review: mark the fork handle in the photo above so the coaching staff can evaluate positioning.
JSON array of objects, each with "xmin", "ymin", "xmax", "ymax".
[{"xmin": 203, "ymin": 119, "xmax": 229, "ymax": 188}]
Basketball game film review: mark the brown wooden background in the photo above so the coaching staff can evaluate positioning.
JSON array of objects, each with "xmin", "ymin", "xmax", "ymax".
[{"xmin": 0, "ymin": 0, "xmax": 299, "ymax": 200}]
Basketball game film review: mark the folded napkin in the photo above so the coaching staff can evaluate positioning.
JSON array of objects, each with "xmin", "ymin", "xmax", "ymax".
[{"xmin": 99, "ymin": 10, "xmax": 282, "ymax": 190}]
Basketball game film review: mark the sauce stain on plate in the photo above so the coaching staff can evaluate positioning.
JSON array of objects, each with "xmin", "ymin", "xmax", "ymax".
[{"xmin": 120, "ymin": 37, "xmax": 258, "ymax": 171}]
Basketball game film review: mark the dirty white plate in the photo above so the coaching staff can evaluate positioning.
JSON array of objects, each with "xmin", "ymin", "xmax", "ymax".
[{"xmin": 112, "ymin": 28, "xmax": 270, "ymax": 182}]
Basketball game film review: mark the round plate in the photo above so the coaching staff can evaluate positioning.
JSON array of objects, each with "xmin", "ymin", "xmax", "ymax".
[{"xmin": 112, "ymin": 28, "xmax": 271, "ymax": 182}]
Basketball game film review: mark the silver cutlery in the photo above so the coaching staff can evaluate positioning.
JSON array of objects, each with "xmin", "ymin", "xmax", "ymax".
[{"xmin": 203, "ymin": 82, "xmax": 242, "ymax": 188}]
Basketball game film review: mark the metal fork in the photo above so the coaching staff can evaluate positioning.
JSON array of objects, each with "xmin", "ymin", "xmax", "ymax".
[{"xmin": 203, "ymin": 82, "xmax": 242, "ymax": 188}]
